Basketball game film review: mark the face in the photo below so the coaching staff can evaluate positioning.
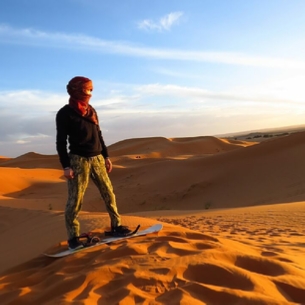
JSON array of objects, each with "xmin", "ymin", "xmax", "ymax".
[{"xmin": 83, "ymin": 88, "xmax": 93, "ymax": 96}]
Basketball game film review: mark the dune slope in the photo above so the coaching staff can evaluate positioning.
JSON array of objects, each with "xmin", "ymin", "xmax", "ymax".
[
  {"xmin": 1, "ymin": 133, "xmax": 305, "ymax": 213},
  {"xmin": 108, "ymin": 132, "xmax": 305, "ymax": 212},
  {"xmin": 1, "ymin": 222, "xmax": 305, "ymax": 305}
]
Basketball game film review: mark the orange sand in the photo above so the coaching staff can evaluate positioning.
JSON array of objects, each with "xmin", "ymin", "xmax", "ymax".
[{"xmin": 0, "ymin": 132, "xmax": 305, "ymax": 304}]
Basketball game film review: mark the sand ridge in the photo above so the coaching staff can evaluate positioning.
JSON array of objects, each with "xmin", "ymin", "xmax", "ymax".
[{"xmin": 1, "ymin": 132, "xmax": 305, "ymax": 304}]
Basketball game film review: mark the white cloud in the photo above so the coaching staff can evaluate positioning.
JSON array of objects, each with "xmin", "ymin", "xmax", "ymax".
[
  {"xmin": 1, "ymin": 24, "xmax": 304, "ymax": 69},
  {"xmin": 138, "ymin": 12, "xmax": 183, "ymax": 31},
  {"xmin": 1, "ymin": 78, "xmax": 305, "ymax": 157}
]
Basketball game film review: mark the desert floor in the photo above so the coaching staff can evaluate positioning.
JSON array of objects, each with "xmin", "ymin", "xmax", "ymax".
[{"xmin": 1, "ymin": 129, "xmax": 305, "ymax": 305}]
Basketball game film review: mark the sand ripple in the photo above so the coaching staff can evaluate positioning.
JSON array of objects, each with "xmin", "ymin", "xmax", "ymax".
[{"xmin": 1, "ymin": 226, "xmax": 305, "ymax": 305}]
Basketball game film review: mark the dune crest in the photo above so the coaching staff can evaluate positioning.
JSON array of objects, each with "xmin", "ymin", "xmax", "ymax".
[
  {"xmin": 109, "ymin": 136, "xmax": 255, "ymax": 159},
  {"xmin": 0, "ymin": 152, "xmax": 61, "ymax": 169}
]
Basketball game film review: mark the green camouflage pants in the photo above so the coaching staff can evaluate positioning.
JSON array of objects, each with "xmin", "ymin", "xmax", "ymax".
[{"xmin": 65, "ymin": 154, "xmax": 121, "ymax": 240}]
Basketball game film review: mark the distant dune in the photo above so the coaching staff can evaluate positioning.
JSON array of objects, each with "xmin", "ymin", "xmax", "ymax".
[
  {"xmin": 0, "ymin": 152, "xmax": 61, "ymax": 169},
  {"xmin": 109, "ymin": 136, "xmax": 256, "ymax": 158},
  {"xmin": 1, "ymin": 132, "xmax": 305, "ymax": 212}
]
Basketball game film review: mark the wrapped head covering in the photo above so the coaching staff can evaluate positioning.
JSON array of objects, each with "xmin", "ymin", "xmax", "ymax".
[
  {"xmin": 67, "ymin": 76, "xmax": 98, "ymax": 124},
  {"xmin": 67, "ymin": 76, "xmax": 93, "ymax": 103}
]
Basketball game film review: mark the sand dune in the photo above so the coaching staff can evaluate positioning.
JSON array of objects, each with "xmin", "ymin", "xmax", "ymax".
[
  {"xmin": 1, "ymin": 205, "xmax": 305, "ymax": 304},
  {"xmin": 1, "ymin": 131, "xmax": 305, "ymax": 304},
  {"xmin": 109, "ymin": 136, "xmax": 256, "ymax": 158},
  {"xmin": 0, "ymin": 156, "xmax": 11, "ymax": 163},
  {"xmin": 109, "ymin": 132, "xmax": 305, "ymax": 213},
  {"xmin": 0, "ymin": 152, "xmax": 61, "ymax": 169}
]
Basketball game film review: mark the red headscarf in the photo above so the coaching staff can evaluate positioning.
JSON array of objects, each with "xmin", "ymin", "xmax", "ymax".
[{"xmin": 66, "ymin": 76, "xmax": 98, "ymax": 125}]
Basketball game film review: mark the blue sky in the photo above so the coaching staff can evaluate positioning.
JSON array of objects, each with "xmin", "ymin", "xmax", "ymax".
[{"xmin": 1, "ymin": 0, "xmax": 305, "ymax": 157}]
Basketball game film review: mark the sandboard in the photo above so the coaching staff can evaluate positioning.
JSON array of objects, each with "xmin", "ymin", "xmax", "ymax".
[{"xmin": 44, "ymin": 223, "xmax": 163, "ymax": 258}]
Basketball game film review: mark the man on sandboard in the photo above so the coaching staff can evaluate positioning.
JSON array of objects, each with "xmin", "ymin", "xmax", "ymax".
[{"xmin": 56, "ymin": 76, "xmax": 132, "ymax": 250}]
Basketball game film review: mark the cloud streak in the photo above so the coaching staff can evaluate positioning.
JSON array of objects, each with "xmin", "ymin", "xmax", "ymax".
[
  {"xmin": 134, "ymin": 83, "xmax": 303, "ymax": 106},
  {"xmin": 1, "ymin": 24, "xmax": 305, "ymax": 69},
  {"xmin": 137, "ymin": 12, "xmax": 184, "ymax": 31}
]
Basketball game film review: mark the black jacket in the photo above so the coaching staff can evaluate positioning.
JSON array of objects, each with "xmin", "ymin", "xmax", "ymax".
[{"xmin": 56, "ymin": 105, "xmax": 109, "ymax": 168}]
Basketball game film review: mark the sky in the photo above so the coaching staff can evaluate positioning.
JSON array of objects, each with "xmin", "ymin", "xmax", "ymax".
[{"xmin": 1, "ymin": 0, "xmax": 305, "ymax": 157}]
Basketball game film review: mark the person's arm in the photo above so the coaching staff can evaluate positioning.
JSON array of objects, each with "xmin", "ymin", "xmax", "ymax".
[
  {"xmin": 56, "ymin": 108, "xmax": 70, "ymax": 169},
  {"xmin": 94, "ymin": 108, "xmax": 112, "ymax": 173},
  {"xmin": 105, "ymin": 157, "xmax": 113, "ymax": 173},
  {"xmin": 95, "ymin": 120, "xmax": 113, "ymax": 172},
  {"xmin": 99, "ymin": 130, "xmax": 109, "ymax": 159},
  {"xmin": 99, "ymin": 129, "xmax": 113, "ymax": 173},
  {"xmin": 56, "ymin": 109, "xmax": 75, "ymax": 179}
]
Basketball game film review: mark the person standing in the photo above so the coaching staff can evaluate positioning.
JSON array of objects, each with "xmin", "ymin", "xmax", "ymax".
[{"xmin": 56, "ymin": 76, "xmax": 131, "ymax": 250}]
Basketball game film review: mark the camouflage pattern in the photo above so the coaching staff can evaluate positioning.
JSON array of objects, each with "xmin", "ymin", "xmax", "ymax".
[{"xmin": 65, "ymin": 154, "xmax": 121, "ymax": 239}]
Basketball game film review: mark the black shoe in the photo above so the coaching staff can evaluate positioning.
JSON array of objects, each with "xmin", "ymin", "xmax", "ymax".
[
  {"xmin": 111, "ymin": 225, "xmax": 132, "ymax": 236},
  {"xmin": 68, "ymin": 237, "xmax": 84, "ymax": 250}
]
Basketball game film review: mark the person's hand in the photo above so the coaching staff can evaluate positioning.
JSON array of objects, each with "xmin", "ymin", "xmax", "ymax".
[
  {"xmin": 105, "ymin": 158, "xmax": 113, "ymax": 173},
  {"xmin": 64, "ymin": 167, "xmax": 74, "ymax": 179}
]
